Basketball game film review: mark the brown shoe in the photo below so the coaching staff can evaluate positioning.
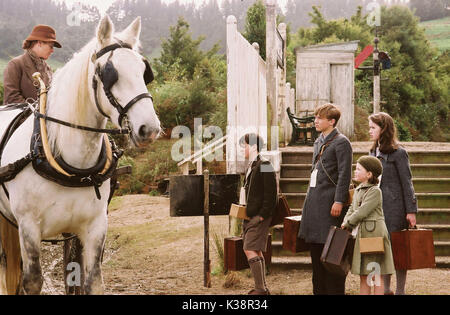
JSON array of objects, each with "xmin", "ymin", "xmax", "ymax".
[{"xmin": 248, "ymin": 289, "xmax": 269, "ymax": 295}]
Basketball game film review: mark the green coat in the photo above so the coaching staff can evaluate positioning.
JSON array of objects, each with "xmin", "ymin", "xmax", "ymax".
[{"xmin": 342, "ymin": 183, "xmax": 395, "ymax": 275}]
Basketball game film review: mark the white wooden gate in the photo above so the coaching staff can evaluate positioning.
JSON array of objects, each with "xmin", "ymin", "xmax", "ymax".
[{"xmin": 226, "ymin": 15, "xmax": 267, "ymax": 174}]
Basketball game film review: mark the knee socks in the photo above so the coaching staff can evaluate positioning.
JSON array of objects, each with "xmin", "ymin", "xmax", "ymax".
[
  {"xmin": 383, "ymin": 270, "xmax": 407, "ymax": 295},
  {"xmin": 248, "ymin": 256, "xmax": 266, "ymax": 292}
]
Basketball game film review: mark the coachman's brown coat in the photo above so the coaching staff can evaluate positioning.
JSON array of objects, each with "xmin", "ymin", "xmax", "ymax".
[{"xmin": 3, "ymin": 52, "xmax": 52, "ymax": 105}]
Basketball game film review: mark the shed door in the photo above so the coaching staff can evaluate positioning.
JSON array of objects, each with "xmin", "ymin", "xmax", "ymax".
[
  {"xmin": 296, "ymin": 64, "xmax": 329, "ymax": 115},
  {"xmin": 330, "ymin": 63, "xmax": 353, "ymax": 136}
]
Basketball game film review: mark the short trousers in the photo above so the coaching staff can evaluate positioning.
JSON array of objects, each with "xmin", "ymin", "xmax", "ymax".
[{"xmin": 242, "ymin": 215, "xmax": 272, "ymax": 252}]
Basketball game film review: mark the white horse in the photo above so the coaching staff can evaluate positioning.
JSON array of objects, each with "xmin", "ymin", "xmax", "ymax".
[{"xmin": 0, "ymin": 16, "xmax": 160, "ymax": 294}]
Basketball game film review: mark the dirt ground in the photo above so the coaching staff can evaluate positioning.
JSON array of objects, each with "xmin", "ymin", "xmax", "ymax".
[{"xmin": 39, "ymin": 194, "xmax": 449, "ymax": 295}]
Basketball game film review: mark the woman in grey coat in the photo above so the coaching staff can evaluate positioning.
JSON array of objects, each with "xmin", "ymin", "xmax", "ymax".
[{"xmin": 368, "ymin": 112, "xmax": 418, "ymax": 295}]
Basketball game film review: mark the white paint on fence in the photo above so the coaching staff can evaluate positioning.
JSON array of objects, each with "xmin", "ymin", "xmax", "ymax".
[{"xmin": 226, "ymin": 15, "xmax": 268, "ymax": 174}]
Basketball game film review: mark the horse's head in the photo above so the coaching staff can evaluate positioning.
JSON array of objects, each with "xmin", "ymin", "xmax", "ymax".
[{"xmin": 91, "ymin": 15, "xmax": 161, "ymax": 145}]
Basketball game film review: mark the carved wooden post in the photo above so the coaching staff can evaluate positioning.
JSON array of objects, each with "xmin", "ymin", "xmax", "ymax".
[
  {"xmin": 203, "ymin": 170, "xmax": 211, "ymax": 288},
  {"xmin": 266, "ymin": 0, "xmax": 277, "ymax": 150}
]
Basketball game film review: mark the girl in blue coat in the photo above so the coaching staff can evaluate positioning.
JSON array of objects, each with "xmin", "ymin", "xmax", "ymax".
[{"xmin": 368, "ymin": 112, "xmax": 418, "ymax": 295}]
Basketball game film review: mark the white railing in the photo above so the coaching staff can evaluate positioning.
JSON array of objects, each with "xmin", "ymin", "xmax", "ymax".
[{"xmin": 177, "ymin": 135, "xmax": 228, "ymax": 175}]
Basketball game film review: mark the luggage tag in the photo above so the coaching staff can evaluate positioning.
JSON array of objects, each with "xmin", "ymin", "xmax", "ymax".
[
  {"xmin": 310, "ymin": 168, "xmax": 318, "ymax": 187},
  {"xmin": 239, "ymin": 186, "xmax": 247, "ymax": 205}
]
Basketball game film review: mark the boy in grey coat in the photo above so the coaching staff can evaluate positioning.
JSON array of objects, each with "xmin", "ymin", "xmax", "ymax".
[{"xmin": 298, "ymin": 103, "xmax": 353, "ymax": 295}]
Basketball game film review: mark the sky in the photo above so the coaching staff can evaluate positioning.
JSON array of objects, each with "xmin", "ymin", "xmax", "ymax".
[
  {"xmin": 54, "ymin": 0, "xmax": 410, "ymax": 15},
  {"xmin": 55, "ymin": 0, "xmax": 291, "ymax": 15}
]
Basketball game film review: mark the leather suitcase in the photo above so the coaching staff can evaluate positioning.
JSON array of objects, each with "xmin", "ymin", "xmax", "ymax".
[
  {"xmin": 270, "ymin": 194, "xmax": 292, "ymax": 227},
  {"xmin": 391, "ymin": 228, "xmax": 436, "ymax": 270},
  {"xmin": 224, "ymin": 235, "xmax": 272, "ymax": 272},
  {"xmin": 320, "ymin": 226, "xmax": 354, "ymax": 276},
  {"xmin": 282, "ymin": 216, "xmax": 310, "ymax": 253}
]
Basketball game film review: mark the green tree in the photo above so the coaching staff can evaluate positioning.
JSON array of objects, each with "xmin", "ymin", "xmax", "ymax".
[
  {"xmin": 153, "ymin": 16, "xmax": 219, "ymax": 82},
  {"xmin": 291, "ymin": 5, "xmax": 449, "ymax": 141},
  {"xmin": 243, "ymin": 0, "xmax": 266, "ymax": 60}
]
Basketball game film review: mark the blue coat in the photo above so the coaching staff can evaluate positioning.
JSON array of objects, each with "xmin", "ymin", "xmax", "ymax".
[{"xmin": 370, "ymin": 146, "xmax": 417, "ymax": 233}]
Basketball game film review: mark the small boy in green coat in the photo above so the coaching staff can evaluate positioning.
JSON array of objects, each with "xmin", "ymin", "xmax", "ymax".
[{"xmin": 341, "ymin": 156, "xmax": 395, "ymax": 295}]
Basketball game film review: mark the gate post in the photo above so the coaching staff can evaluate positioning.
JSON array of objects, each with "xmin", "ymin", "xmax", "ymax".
[{"xmin": 203, "ymin": 170, "xmax": 211, "ymax": 288}]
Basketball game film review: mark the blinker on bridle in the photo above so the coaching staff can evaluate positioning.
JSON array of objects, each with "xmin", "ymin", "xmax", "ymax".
[{"xmin": 91, "ymin": 40, "xmax": 154, "ymax": 129}]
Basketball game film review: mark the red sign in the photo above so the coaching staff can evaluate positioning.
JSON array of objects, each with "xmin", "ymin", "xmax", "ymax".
[{"xmin": 355, "ymin": 45, "xmax": 374, "ymax": 69}]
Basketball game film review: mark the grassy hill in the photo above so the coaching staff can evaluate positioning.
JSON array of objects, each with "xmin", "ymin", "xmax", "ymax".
[{"xmin": 420, "ymin": 16, "xmax": 450, "ymax": 52}]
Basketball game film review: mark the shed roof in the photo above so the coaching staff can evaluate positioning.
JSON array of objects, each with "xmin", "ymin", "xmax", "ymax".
[{"xmin": 295, "ymin": 40, "xmax": 359, "ymax": 53}]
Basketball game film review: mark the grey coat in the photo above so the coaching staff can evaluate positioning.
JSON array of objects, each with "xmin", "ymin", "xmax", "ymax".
[
  {"xmin": 298, "ymin": 128, "xmax": 353, "ymax": 244},
  {"xmin": 342, "ymin": 183, "xmax": 395, "ymax": 275},
  {"xmin": 370, "ymin": 146, "xmax": 417, "ymax": 233}
]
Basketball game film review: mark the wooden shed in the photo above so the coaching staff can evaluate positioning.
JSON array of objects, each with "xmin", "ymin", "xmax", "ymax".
[{"xmin": 295, "ymin": 41, "xmax": 359, "ymax": 138}]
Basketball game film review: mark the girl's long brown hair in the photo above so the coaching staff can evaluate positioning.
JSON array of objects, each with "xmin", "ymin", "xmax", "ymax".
[{"xmin": 369, "ymin": 112, "xmax": 399, "ymax": 154}]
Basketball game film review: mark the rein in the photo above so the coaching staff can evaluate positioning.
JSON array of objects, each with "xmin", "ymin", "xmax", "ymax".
[{"xmin": 34, "ymin": 111, "xmax": 129, "ymax": 135}]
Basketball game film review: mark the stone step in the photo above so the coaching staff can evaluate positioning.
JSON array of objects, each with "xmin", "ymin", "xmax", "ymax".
[
  {"xmin": 409, "ymin": 164, "xmax": 450, "ymax": 178},
  {"xmin": 271, "ymin": 241, "xmax": 309, "ymax": 257},
  {"xmin": 272, "ymin": 222, "xmax": 450, "ymax": 242},
  {"xmin": 281, "ymin": 151, "xmax": 450, "ymax": 165},
  {"xmin": 410, "ymin": 178, "xmax": 450, "ymax": 193},
  {"xmin": 280, "ymin": 177, "xmax": 450, "ymax": 193},
  {"xmin": 417, "ymin": 225, "xmax": 450, "ymax": 242},
  {"xmin": 270, "ymin": 256, "xmax": 450, "ymax": 270},
  {"xmin": 417, "ymin": 209, "xmax": 450, "ymax": 224},
  {"xmin": 434, "ymin": 241, "xmax": 450, "ymax": 256},
  {"xmin": 282, "ymin": 209, "xmax": 450, "ymax": 224},
  {"xmin": 415, "ymin": 193, "xmax": 450, "ymax": 209},
  {"xmin": 283, "ymin": 192, "xmax": 450, "ymax": 209},
  {"xmin": 270, "ymin": 239, "xmax": 450, "ymax": 257},
  {"xmin": 281, "ymin": 164, "xmax": 450, "ymax": 179}
]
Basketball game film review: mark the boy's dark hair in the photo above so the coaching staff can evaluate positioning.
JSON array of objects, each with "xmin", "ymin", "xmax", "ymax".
[{"xmin": 239, "ymin": 133, "xmax": 265, "ymax": 153}]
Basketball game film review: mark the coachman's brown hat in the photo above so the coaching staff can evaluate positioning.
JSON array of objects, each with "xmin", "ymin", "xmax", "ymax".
[{"xmin": 25, "ymin": 24, "xmax": 62, "ymax": 48}]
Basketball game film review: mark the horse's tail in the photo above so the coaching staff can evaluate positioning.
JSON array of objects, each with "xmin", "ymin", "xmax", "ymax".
[{"xmin": 0, "ymin": 217, "xmax": 22, "ymax": 295}]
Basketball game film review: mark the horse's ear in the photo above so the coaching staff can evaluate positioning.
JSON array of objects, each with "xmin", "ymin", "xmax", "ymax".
[
  {"xmin": 97, "ymin": 15, "xmax": 114, "ymax": 47},
  {"xmin": 120, "ymin": 16, "xmax": 141, "ymax": 47}
]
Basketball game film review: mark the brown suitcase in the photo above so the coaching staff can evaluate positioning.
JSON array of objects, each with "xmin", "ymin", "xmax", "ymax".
[
  {"xmin": 270, "ymin": 194, "xmax": 292, "ymax": 227},
  {"xmin": 320, "ymin": 226, "xmax": 354, "ymax": 276},
  {"xmin": 282, "ymin": 216, "xmax": 310, "ymax": 253},
  {"xmin": 390, "ymin": 228, "xmax": 436, "ymax": 270},
  {"xmin": 224, "ymin": 235, "xmax": 272, "ymax": 272}
]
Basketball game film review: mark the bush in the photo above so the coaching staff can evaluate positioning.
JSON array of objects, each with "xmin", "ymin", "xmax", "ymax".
[{"xmin": 395, "ymin": 121, "xmax": 413, "ymax": 142}]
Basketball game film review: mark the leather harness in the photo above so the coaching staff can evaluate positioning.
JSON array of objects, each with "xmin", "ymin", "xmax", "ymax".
[{"xmin": 0, "ymin": 42, "xmax": 152, "ymax": 239}]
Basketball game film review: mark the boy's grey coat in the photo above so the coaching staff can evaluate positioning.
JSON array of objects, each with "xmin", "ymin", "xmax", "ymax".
[{"xmin": 298, "ymin": 128, "xmax": 353, "ymax": 244}]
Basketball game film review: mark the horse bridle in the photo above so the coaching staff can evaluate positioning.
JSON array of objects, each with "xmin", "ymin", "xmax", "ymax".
[{"xmin": 91, "ymin": 41, "xmax": 154, "ymax": 130}]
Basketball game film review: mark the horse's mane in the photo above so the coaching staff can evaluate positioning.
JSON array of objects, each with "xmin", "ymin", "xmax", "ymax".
[
  {"xmin": 46, "ymin": 32, "xmax": 141, "ymax": 157},
  {"xmin": 46, "ymin": 38, "xmax": 97, "ymax": 156}
]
